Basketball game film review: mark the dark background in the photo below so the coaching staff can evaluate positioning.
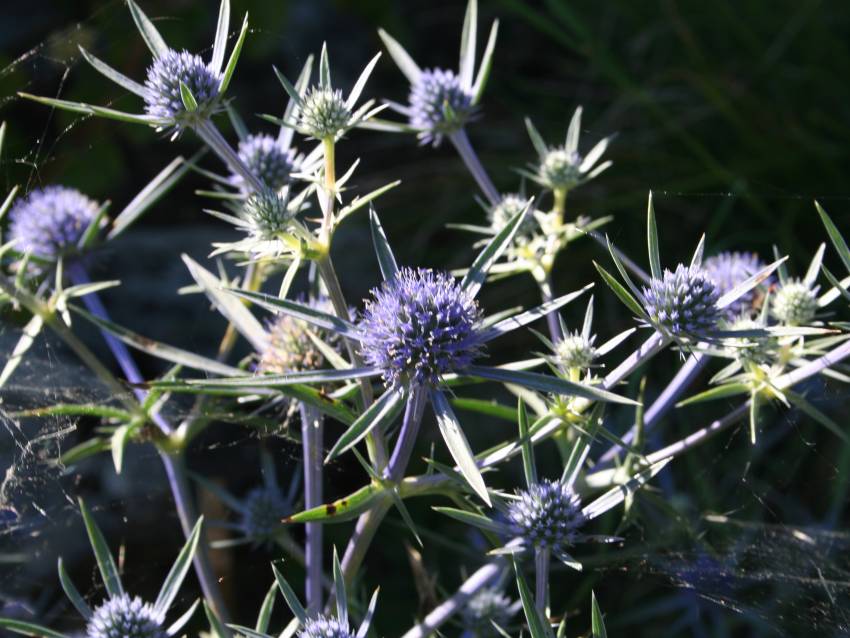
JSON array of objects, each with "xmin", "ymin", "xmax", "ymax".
[{"xmin": 2, "ymin": 1, "xmax": 850, "ymax": 636}]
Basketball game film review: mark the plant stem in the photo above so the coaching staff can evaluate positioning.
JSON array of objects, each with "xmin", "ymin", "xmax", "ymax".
[
  {"xmin": 449, "ymin": 128, "xmax": 500, "ymax": 206},
  {"xmin": 596, "ymin": 352, "xmax": 708, "ymax": 465},
  {"xmin": 194, "ymin": 119, "xmax": 264, "ymax": 193},
  {"xmin": 400, "ymin": 558, "xmax": 504, "ymax": 638},
  {"xmin": 385, "ymin": 388, "xmax": 427, "ymax": 481},
  {"xmin": 300, "ymin": 403, "xmax": 324, "ymax": 614},
  {"xmin": 534, "ymin": 546, "xmax": 550, "ymax": 616}
]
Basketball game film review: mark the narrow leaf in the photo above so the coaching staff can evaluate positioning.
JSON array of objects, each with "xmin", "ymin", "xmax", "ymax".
[
  {"xmin": 462, "ymin": 204, "xmax": 529, "ymax": 297},
  {"xmin": 816, "ymin": 201, "xmax": 850, "ymax": 275},
  {"xmin": 377, "ymin": 29, "xmax": 421, "ymax": 83},
  {"xmin": 219, "ymin": 12, "xmax": 249, "ymax": 96},
  {"xmin": 155, "ymin": 517, "xmax": 203, "ymax": 615},
  {"xmin": 369, "ymin": 206, "xmax": 399, "ymax": 281},
  {"xmin": 518, "ymin": 398, "xmax": 537, "ymax": 488},
  {"xmin": 211, "ymin": 0, "xmax": 230, "ymax": 73},
  {"xmin": 127, "ymin": 0, "xmax": 169, "ymax": 57},
  {"xmin": 272, "ymin": 563, "xmax": 308, "ymax": 624},
  {"xmin": 79, "ymin": 498, "xmax": 124, "ymax": 597},
  {"xmin": 458, "ymin": 0, "xmax": 478, "ymax": 89},
  {"xmin": 78, "ymin": 47, "xmax": 147, "ymax": 96},
  {"xmin": 646, "ymin": 192, "xmax": 661, "ymax": 280},
  {"xmin": 326, "ymin": 386, "xmax": 405, "ymax": 461},
  {"xmin": 471, "ymin": 20, "xmax": 499, "ymax": 105},
  {"xmin": 58, "ymin": 558, "xmax": 92, "ymax": 619}
]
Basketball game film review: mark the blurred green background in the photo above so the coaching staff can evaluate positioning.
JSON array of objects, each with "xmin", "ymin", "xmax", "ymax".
[{"xmin": 2, "ymin": 0, "xmax": 850, "ymax": 636}]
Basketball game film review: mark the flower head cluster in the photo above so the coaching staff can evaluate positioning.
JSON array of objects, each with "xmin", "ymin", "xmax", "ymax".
[
  {"xmin": 555, "ymin": 332, "xmax": 597, "ymax": 370},
  {"xmin": 87, "ymin": 594, "xmax": 166, "ymax": 638},
  {"xmin": 462, "ymin": 586, "xmax": 515, "ymax": 635},
  {"xmin": 8, "ymin": 186, "xmax": 101, "ymax": 260},
  {"xmin": 359, "ymin": 268, "xmax": 483, "ymax": 386},
  {"xmin": 408, "ymin": 68, "xmax": 475, "ymax": 146},
  {"xmin": 507, "ymin": 479, "xmax": 586, "ymax": 550},
  {"xmin": 143, "ymin": 49, "xmax": 222, "ymax": 127},
  {"xmin": 232, "ymin": 134, "xmax": 296, "ymax": 192},
  {"xmin": 771, "ymin": 279, "xmax": 819, "ymax": 326},
  {"xmin": 487, "ymin": 193, "xmax": 537, "ymax": 238},
  {"xmin": 703, "ymin": 251, "xmax": 765, "ymax": 318},
  {"xmin": 241, "ymin": 188, "xmax": 295, "ymax": 240},
  {"xmin": 540, "ymin": 148, "xmax": 583, "ymax": 191},
  {"xmin": 642, "ymin": 264, "xmax": 722, "ymax": 338},
  {"xmin": 238, "ymin": 486, "xmax": 292, "ymax": 539},
  {"xmin": 298, "ymin": 614, "xmax": 355, "ymax": 638},
  {"xmin": 297, "ymin": 87, "xmax": 352, "ymax": 140}
]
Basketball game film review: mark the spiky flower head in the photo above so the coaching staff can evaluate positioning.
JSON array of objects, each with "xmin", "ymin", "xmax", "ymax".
[
  {"xmin": 8, "ymin": 186, "xmax": 101, "ymax": 260},
  {"xmin": 143, "ymin": 49, "xmax": 221, "ymax": 127},
  {"xmin": 556, "ymin": 333, "xmax": 597, "ymax": 370},
  {"xmin": 642, "ymin": 264, "xmax": 722, "ymax": 338},
  {"xmin": 539, "ymin": 148, "xmax": 583, "ymax": 191},
  {"xmin": 703, "ymin": 251, "xmax": 765, "ymax": 318},
  {"xmin": 408, "ymin": 68, "xmax": 475, "ymax": 146},
  {"xmin": 771, "ymin": 279, "xmax": 818, "ymax": 326},
  {"xmin": 86, "ymin": 594, "xmax": 166, "ymax": 638},
  {"xmin": 239, "ymin": 486, "xmax": 291, "ymax": 539},
  {"xmin": 487, "ymin": 194, "xmax": 537, "ymax": 238},
  {"xmin": 232, "ymin": 134, "xmax": 296, "ymax": 192},
  {"xmin": 259, "ymin": 300, "xmax": 337, "ymax": 374},
  {"xmin": 298, "ymin": 614, "xmax": 354, "ymax": 638},
  {"xmin": 358, "ymin": 267, "xmax": 483, "ymax": 387},
  {"xmin": 462, "ymin": 586, "xmax": 514, "ymax": 636},
  {"xmin": 241, "ymin": 187, "xmax": 294, "ymax": 240},
  {"xmin": 297, "ymin": 87, "xmax": 351, "ymax": 140},
  {"xmin": 507, "ymin": 479, "xmax": 585, "ymax": 550}
]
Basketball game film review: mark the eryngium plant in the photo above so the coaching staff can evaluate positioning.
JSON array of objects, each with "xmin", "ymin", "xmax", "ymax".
[{"xmin": 4, "ymin": 2, "xmax": 850, "ymax": 637}]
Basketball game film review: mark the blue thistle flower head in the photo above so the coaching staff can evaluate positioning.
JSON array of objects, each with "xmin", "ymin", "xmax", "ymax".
[
  {"xmin": 143, "ymin": 49, "xmax": 222, "ymax": 128},
  {"xmin": 86, "ymin": 594, "xmax": 166, "ymax": 638},
  {"xmin": 408, "ymin": 68, "xmax": 475, "ymax": 146},
  {"xmin": 297, "ymin": 87, "xmax": 352, "ymax": 140},
  {"xmin": 462, "ymin": 586, "xmax": 515, "ymax": 635},
  {"xmin": 232, "ymin": 134, "xmax": 296, "ymax": 192},
  {"xmin": 239, "ymin": 486, "xmax": 291, "ymax": 539},
  {"xmin": 507, "ymin": 479, "xmax": 585, "ymax": 550},
  {"xmin": 642, "ymin": 264, "xmax": 722, "ymax": 339},
  {"xmin": 298, "ymin": 614, "xmax": 355, "ymax": 638},
  {"xmin": 8, "ymin": 186, "xmax": 101, "ymax": 260},
  {"xmin": 771, "ymin": 279, "xmax": 819, "ymax": 326},
  {"xmin": 703, "ymin": 251, "xmax": 766, "ymax": 318},
  {"xmin": 358, "ymin": 267, "xmax": 483, "ymax": 387}
]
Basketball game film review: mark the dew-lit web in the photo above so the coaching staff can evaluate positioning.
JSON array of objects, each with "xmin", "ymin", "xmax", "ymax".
[{"xmin": 1, "ymin": 2, "xmax": 850, "ymax": 636}]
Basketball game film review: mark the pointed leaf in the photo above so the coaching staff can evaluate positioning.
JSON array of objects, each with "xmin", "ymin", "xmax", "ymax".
[
  {"xmin": 255, "ymin": 581, "xmax": 277, "ymax": 633},
  {"xmin": 355, "ymin": 588, "xmax": 380, "ymax": 638},
  {"xmin": 58, "ymin": 558, "xmax": 92, "ymax": 620},
  {"xmin": 479, "ymin": 285, "xmax": 591, "ymax": 342},
  {"xmin": 204, "ymin": 600, "xmax": 231, "ymax": 638},
  {"xmin": 525, "ymin": 117, "xmax": 548, "ymax": 158},
  {"xmin": 566, "ymin": 105, "xmax": 582, "ymax": 154},
  {"xmin": 167, "ymin": 599, "xmax": 201, "ymax": 636},
  {"xmin": 78, "ymin": 47, "xmax": 147, "ymax": 96},
  {"xmin": 127, "ymin": 0, "xmax": 169, "ymax": 57},
  {"xmin": 219, "ymin": 12, "xmax": 249, "ymax": 96},
  {"xmin": 514, "ymin": 563, "xmax": 552, "ymax": 638},
  {"xmin": 472, "ymin": 20, "xmax": 498, "ymax": 105},
  {"xmin": 462, "ymin": 204, "xmax": 529, "ymax": 297},
  {"xmin": 155, "ymin": 517, "xmax": 203, "ymax": 614},
  {"xmin": 817, "ymin": 201, "xmax": 850, "ymax": 275},
  {"xmin": 716, "ymin": 257, "xmax": 785, "ymax": 310},
  {"xmin": 272, "ymin": 563, "xmax": 308, "ymax": 624},
  {"xmin": 518, "ymin": 398, "xmax": 536, "ymax": 488},
  {"xmin": 432, "ymin": 506, "xmax": 503, "ymax": 533},
  {"xmin": 346, "ymin": 52, "xmax": 381, "ymax": 110},
  {"xmin": 369, "ymin": 206, "xmax": 399, "ymax": 280},
  {"xmin": 431, "ymin": 389, "xmax": 491, "ymax": 505},
  {"xmin": 211, "ymin": 0, "xmax": 230, "ymax": 73},
  {"xmin": 377, "ymin": 28, "xmax": 421, "ymax": 83},
  {"xmin": 690, "ymin": 234, "xmax": 706, "ymax": 270},
  {"xmin": 319, "ymin": 42, "xmax": 331, "ymax": 90},
  {"xmin": 333, "ymin": 548, "xmax": 347, "ymax": 626},
  {"xmin": 646, "ymin": 192, "xmax": 661, "ymax": 280},
  {"xmin": 79, "ymin": 498, "xmax": 124, "ymax": 597},
  {"xmin": 0, "ymin": 314, "xmax": 43, "ymax": 388},
  {"xmin": 458, "ymin": 0, "xmax": 478, "ymax": 89},
  {"xmin": 582, "ymin": 459, "xmax": 670, "ymax": 520},
  {"xmin": 326, "ymin": 386, "xmax": 405, "ymax": 461},
  {"xmin": 0, "ymin": 620, "xmax": 67, "ymax": 638},
  {"xmin": 804, "ymin": 243, "xmax": 826, "ymax": 288},
  {"xmin": 110, "ymin": 423, "xmax": 134, "ymax": 475}
]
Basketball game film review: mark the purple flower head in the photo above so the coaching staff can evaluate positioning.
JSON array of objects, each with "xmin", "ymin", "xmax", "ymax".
[
  {"xmin": 231, "ymin": 133, "xmax": 296, "ymax": 192},
  {"xmin": 358, "ymin": 267, "xmax": 483, "ymax": 387},
  {"xmin": 298, "ymin": 614, "xmax": 355, "ymax": 638},
  {"xmin": 703, "ymin": 251, "xmax": 766, "ymax": 318},
  {"xmin": 8, "ymin": 186, "xmax": 101, "ymax": 260},
  {"xmin": 463, "ymin": 586, "xmax": 515, "ymax": 635},
  {"xmin": 239, "ymin": 485, "xmax": 291, "ymax": 539},
  {"xmin": 642, "ymin": 264, "xmax": 722, "ymax": 338},
  {"xmin": 87, "ymin": 594, "xmax": 166, "ymax": 638},
  {"xmin": 507, "ymin": 479, "xmax": 585, "ymax": 550},
  {"xmin": 408, "ymin": 68, "xmax": 475, "ymax": 146},
  {"xmin": 144, "ymin": 49, "xmax": 222, "ymax": 127}
]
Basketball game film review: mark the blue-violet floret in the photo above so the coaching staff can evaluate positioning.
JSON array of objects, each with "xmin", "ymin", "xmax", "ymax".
[
  {"xmin": 408, "ymin": 68, "xmax": 474, "ymax": 146},
  {"xmin": 86, "ymin": 594, "xmax": 166, "ymax": 638},
  {"xmin": 298, "ymin": 614, "xmax": 355, "ymax": 638},
  {"xmin": 507, "ymin": 479, "xmax": 585, "ymax": 550},
  {"xmin": 232, "ymin": 133, "xmax": 296, "ymax": 192},
  {"xmin": 642, "ymin": 264, "xmax": 722, "ymax": 338},
  {"xmin": 144, "ymin": 49, "xmax": 221, "ymax": 125}
]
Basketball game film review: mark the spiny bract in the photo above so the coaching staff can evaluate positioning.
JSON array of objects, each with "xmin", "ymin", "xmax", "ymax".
[
  {"xmin": 298, "ymin": 614, "xmax": 355, "ymax": 638},
  {"xmin": 232, "ymin": 133, "xmax": 296, "ymax": 192},
  {"xmin": 771, "ymin": 279, "xmax": 818, "ymax": 326},
  {"xmin": 86, "ymin": 594, "xmax": 166, "ymax": 638},
  {"xmin": 507, "ymin": 479, "xmax": 585, "ymax": 550},
  {"xmin": 8, "ymin": 185, "xmax": 100, "ymax": 259},
  {"xmin": 642, "ymin": 264, "xmax": 722, "ymax": 338},
  {"xmin": 358, "ymin": 267, "xmax": 482, "ymax": 387},
  {"xmin": 297, "ymin": 87, "xmax": 351, "ymax": 140},
  {"xmin": 703, "ymin": 251, "xmax": 765, "ymax": 318},
  {"xmin": 143, "ymin": 49, "xmax": 221, "ymax": 126},
  {"xmin": 408, "ymin": 68, "xmax": 474, "ymax": 145}
]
